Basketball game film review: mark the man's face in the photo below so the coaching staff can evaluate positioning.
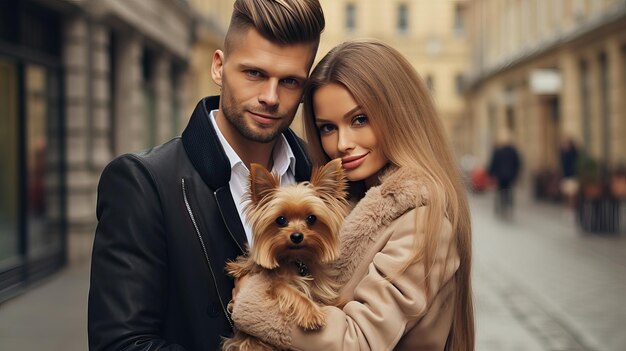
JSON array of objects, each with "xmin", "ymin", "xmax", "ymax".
[{"xmin": 212, "ymin": 28, "xmax": 316, "ymax": 144}]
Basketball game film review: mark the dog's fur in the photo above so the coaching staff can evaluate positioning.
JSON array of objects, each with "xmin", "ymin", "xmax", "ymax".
[{"xmin": 222, "ymin": 159, "xmax": 348, "ymax": 351}]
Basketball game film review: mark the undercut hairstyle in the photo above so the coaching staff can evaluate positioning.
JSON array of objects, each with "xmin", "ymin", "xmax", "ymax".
[{"xmin": 225, "ymin": 0, "xmax": 325, "ymax": 53}]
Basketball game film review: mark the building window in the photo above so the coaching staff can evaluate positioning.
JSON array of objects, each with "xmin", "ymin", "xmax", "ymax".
[
  {"xmin": 108, "ymin": 31, "xmax": 117, "ymax": 155},
  {"xmin": 142, "ymin": 49, "xmax": 156, "ymax": 148},
  {"xmin": 0, "ymin": 0, "xmax": 65, "ymax": 303},
  {"xmin": 25, "ymin": 64, "xmax": 64, "ymax": 258},
  {"xmin": 171, "ymin": 64, "xmax": 182, "ymax": 136},
  {"xmin": 397, "ymin": 3, "xmax": 408, "ymax": 33},
  {"xmin": 455, "ymin": 74, "xmax": 465, "ymax": 95},
  {"xmin": 572, "ymin": 0, "xmax": 586, "ymax": 21},
  {"xmin": 454, "ymin": 3, "xmax": 465, "ymax": 37},
  {"xmin": 579, "ymin": 60, "xmax": 591, "ymax": 151},
  {"xmin": 426, "ymin": 75, "xmax": 434, "ymax": 93},
  {"xmin": 599, "ymin": 53, "xmax": 610, "ymax": 163},
  {"xmin": 346, "ymin": 3, "xmax": 356, "ymax": 32},
  {"xmin": 506, "ymin": 106, "xmax": 515, "ymax": 132},
  {"xmin": 0, "ymin": 56, "xmax": 19, "ymax": 266}
]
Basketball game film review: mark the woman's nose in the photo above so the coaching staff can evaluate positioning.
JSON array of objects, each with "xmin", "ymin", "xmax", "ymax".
[{"xmin": 337, "ymin": 129, "xmax": 355, "ymax": 153}]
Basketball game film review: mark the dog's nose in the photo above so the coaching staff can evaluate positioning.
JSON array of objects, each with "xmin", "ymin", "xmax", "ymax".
[{"xmin": 290, "ymin": 232, "xmax": 304, "ymax": 244}]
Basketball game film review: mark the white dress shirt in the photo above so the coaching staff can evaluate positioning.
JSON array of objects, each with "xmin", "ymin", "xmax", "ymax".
[{"xmin": 209, "ymin": 109, "xmax": 296, "ymax": 245}]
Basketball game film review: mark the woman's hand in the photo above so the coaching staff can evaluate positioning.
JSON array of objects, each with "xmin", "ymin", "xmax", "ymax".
[{"xmin": 229, "ymin": 274, "xmax": 250, "ymax": 314}]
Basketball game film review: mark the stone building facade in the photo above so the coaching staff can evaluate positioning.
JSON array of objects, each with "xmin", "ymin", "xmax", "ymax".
[
  {"xmin": 0, "ymin": 0, "xmax": 195, "ymax": 301},
  {"xmin": 465, "ymin": 0, "xmax": 626, "ymax": 183}
]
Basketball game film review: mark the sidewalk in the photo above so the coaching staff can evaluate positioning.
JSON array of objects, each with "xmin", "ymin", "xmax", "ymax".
[
  {"xmin": 0, "ymin": 261, "xmax": 89, "ymax": 351},
  {"xmin": 472, "ymin": 190, "xmax": 626, "ymax": 351}
]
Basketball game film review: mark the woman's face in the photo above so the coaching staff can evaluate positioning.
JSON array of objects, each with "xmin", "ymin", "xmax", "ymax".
[{"xmin": 313, "ymin": 83, "xmax": 389, "ymax": 187}]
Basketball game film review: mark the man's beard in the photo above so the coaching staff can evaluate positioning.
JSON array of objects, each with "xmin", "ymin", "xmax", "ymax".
[{"xmin": 221, "ymin": 89, "xmax": 293, "ymax": 143}]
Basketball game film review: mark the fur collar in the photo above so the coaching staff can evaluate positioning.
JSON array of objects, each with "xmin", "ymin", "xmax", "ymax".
[{"xmin": 334, "ymin": 166, "xmax": 428, "ymax": 285}]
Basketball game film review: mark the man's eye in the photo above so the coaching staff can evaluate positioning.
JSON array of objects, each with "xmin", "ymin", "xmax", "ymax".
[
  {"xmin": 352, "ymin": 114, "xmax": 368, "ymax": 127},
  {"xmin": 246, "ymin": 70, "xmax": 262, "ymax": 78},
  {"xmin": 318, "ymin": 124, "xmax": 336, "ymax": 134},
  {"xmin": 282, "ymin": 78, "xmax": 300, "ymax": 87}
]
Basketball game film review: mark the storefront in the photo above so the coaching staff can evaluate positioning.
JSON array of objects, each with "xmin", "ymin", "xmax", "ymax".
[{"xmin": 0, "ymin": 0, "xmax": 66, "ymax": 302}]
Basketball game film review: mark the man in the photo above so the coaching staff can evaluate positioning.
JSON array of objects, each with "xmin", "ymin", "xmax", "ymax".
[
  {"xmin": 88, "ymin": 1, "xmax": 325, "ymax": 350},
  {"xmin": 488, "ymin": 129, "xmax": 521, "ymax": 218}
]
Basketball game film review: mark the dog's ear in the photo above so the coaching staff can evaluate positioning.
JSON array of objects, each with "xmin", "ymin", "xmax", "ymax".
[
  {"xmin": 310, "ymin": 158, "xmax": 347, "ymax": 200},
  {"xmin": 249, "ymin": 163, "xmax": 279, "ymax": 204}
]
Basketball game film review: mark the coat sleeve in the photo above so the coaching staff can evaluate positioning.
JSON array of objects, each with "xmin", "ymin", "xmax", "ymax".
[
  {"xmin": 88, "ymin": 155, "xmax": 188, "ymax": 351},
  {"xmin": 232, "ymin": 207, "xmax": 460, "ymax": 351}
]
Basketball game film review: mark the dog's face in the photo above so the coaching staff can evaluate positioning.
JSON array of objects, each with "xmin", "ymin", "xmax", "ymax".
[{"xmin": 246, "ymin": 159, "xmax": 348, "ymax": 269}]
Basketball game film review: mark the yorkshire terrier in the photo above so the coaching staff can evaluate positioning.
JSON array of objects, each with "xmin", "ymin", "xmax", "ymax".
[{"xmin": 222, "ymin": 159, "xmax": 348, "ymax": 351}]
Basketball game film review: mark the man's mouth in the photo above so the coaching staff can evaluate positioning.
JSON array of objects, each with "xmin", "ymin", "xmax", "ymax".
[{"xmin": 249, "ymin": 111, "xmax": 279, "ymax": 125}]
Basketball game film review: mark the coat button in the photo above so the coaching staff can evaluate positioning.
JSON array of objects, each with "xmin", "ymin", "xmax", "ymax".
[{"xmin": 207, "ymin": 302, "xmax": 220, "ymax": 317}]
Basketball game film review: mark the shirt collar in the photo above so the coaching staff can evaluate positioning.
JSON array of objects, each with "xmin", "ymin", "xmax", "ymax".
[{"xmin": 209, "ymin": 109, "xmax": 296, "ymax": 177}]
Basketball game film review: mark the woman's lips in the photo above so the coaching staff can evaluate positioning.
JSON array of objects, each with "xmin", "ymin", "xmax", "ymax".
[{"xmin": 341, "ymin": 153, "xmax": 368, "ymax": 170}]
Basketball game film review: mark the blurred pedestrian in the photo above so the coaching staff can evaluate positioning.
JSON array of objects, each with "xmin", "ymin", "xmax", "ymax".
[
  {"xmin": 488, "ymin": 129, "xmax": 521, "ymax": 218},
  {"xmin": 559, "ymin": 136, "xmax": 579, "ymax": 208}
]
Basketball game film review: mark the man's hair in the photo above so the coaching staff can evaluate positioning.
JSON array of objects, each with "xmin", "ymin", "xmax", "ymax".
[{"xmin": 224, "ymin": 0, "xmax": 325, "ymax": 52}]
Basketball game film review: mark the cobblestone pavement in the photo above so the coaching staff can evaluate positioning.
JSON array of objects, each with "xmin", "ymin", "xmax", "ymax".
[
  {"xmin": 1, "ymin": 191, "xmax": 624, "ymax": 350},
  {"xmin": 472, "ymin": 192, "xmax": 626, "ymax": 351}
]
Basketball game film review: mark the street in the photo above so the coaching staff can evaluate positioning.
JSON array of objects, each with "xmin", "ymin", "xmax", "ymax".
[
  {"xmin": 473, "ymin": 192, "xmax": 626, "ymax": 351},
  {"xmin": 0, "ymin": 191, "xmax": 624, "ymax": 350}
]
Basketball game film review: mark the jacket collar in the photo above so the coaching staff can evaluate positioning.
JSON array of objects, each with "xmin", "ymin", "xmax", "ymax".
[
  {"xmin": 334, "ymin": 166, "xmax": 428, "ymax": 285},
  {"xmin": 181, "ymin": 96, "xmax": 312, "ymax": 248},
  {"xmin": 181, "ymin": 96, "xmax": 312, "ymax": 190}
]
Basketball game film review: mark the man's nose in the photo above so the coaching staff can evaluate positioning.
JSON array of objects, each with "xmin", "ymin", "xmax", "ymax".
[{"xmin": 259, "ymin": 79, "xmax": 279, "ymax": 106}]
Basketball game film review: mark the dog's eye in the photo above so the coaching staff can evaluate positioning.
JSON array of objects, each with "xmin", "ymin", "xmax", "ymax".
[
  {"xmin": 275, "ymin": 216, "xmax": 288, "ymax": 227},
  {"xmin": 306, "ymin": 215, "xmax": 317, "ymax": 225}
]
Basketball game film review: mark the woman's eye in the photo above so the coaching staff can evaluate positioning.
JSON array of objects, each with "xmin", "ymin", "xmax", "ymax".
[
  {"xmin": 352, "ymin": 114, "xmax": 368, "ymax": 127},
  {"xmin": 318, "ymin": 124, "xmax": 336, "ymax": 134}
]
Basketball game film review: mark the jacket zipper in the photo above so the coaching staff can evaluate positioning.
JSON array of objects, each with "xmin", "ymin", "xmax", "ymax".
[
  {"xmin": 214, "ymin": 190, "xmax": 245, "ymax": 254},
  {"xmin": 181, "ymin": 178, "xmax": 233, "ymax": 329}
]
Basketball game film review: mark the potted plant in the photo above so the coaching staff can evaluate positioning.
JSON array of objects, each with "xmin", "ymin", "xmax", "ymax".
[
  {"xmin": 608, "ymin": 165, "xmax": 626, "ymax": 198},
  {"xmin": 576, "ymin": 154, "xmax": 603, "ymax": 199}
]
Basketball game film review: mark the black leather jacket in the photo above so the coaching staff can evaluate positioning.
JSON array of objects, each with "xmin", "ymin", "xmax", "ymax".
[{"xmin": 88, "ymin": 96, "xmax": 312, "ymax": 350}]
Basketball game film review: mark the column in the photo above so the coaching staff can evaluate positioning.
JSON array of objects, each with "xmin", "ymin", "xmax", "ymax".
[
  {"xmin": 63, "ymin": 15, "xmax": 93, "ymax": 262},
  {"xmin": 586, "ymin": 51, "xmax": 602, "ymax": 160},
  {"xmin": 113, "ymin": 33, "xmax": 143, "ymax": 154},
  {"xmin": 154, "ymin": 54, "xmax": 172, "ymax": 144},
  {"xmin": 91, "ymin": 23, "xmax": 113, "ymax": 170},
  {"xmin": 606, "ymin": 37, "xmax": 625, "ymax": 166},
  {"xmin": 559, "ymin": 50, "xmax": 582, "ymax": 142}
]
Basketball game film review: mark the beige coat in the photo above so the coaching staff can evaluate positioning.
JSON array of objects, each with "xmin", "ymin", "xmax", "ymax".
[{"xmin": 232, "ymin": 167, "xmax": 461, "ymax": 350}]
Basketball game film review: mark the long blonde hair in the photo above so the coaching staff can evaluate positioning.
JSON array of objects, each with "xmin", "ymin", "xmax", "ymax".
[{"xmin": 302, "ymin": 39, "xmax": 474, "ymax": 351}]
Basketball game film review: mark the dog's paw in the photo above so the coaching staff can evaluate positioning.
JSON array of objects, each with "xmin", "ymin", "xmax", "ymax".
[
  {"xmin": 295, "ymin": 304, "xmax": 326, "ymax": 330},
  {"xmin": 225, "ymin": 259, "xmax": 252, "ymax": 278}
]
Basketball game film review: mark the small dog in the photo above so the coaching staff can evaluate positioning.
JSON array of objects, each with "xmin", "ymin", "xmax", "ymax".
[{"xmin": 222, "ymin": 159, "xmax": 348, "ymax": 351}]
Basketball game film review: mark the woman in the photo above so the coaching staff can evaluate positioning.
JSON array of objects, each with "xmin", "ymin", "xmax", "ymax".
[{"xmin": 231, "ymin": 39, "xmax": 474, "ymax": 350}]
